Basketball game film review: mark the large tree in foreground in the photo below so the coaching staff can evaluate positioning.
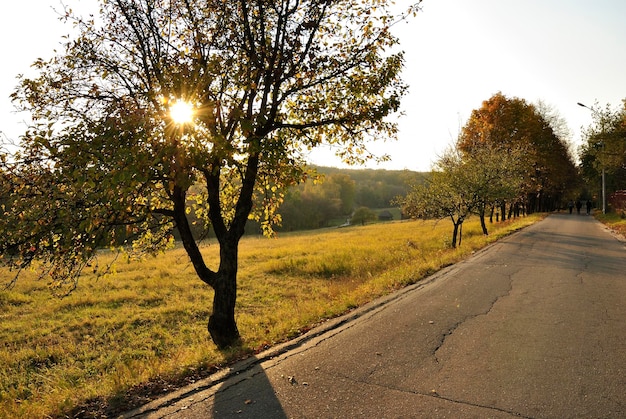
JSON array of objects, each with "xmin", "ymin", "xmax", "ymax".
[{"xmin": 0, "ymin": 0, "xmax": 418, "ymax": 348}]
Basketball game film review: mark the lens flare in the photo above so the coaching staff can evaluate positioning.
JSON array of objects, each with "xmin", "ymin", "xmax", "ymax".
[{"xmin": 170, "ymin": 100, "xmax": 195, "ymax": 124}]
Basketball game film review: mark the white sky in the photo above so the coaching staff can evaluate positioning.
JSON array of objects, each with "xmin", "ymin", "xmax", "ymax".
[{"xmin": 1, "ymin": 0, "xmax": 625, "ymax": 171}]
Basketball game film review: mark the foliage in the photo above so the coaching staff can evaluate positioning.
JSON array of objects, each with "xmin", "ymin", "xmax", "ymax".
[
  {"xmin": 277, "ymin": 172, "xmax": 350, "ymax": 231},
  {"xmin": 397, "ymin": 92, "xmax": 576, "ymax": 247},
  {"xmin": 276, "ymin": 166, "xmax": 421, "ymax": 231},
  {"xmin": 455, "ymin": 143, "xmax": 527, "ymax": 234},
  {"xmin": 320, "ymin": 166, "xmax": 424, "ymax": 208},
  {"xmin": 458, "ymin": 92, "xmax": 578, "ymax": 212},
  {"xmin": 0, "ymin": 0, "xmax": 420, "ymax": 348},
  {"xmin": 578, "ymin": 100, "xmax": 626, "ymax": 203},
  {"xmin": 0, "ymin": 215, "xmax": 543, "ymax": 419},
  {"xmin": 396, "ymin": 148, "xmax": 476, "ymax": 248},
  {"xmin": 351, "ymin": 206, "xmax": 378, "ymax": 225},
  {"xmin": 397, "ymin": 143, "xmax": 528, "ymax": 247}
]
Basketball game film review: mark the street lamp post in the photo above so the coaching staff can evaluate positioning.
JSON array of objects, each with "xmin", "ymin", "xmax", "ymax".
[{"xmin": 578, "ymin": 102, "xmax": 606, "ymax": 214}]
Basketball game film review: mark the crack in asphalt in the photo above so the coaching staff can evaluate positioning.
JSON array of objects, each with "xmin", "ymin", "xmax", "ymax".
[
  {"xmin": 576, "ymin": 252, "xmax": 593, "ymax": 284},
  {"xmin": 433, "ymin": 270, "xmax": 516, "ymax": 364},
  {"xmin": 424, "ymin": 391, "xmax": 536, "ymax": 418},
  {"xmin": 318, "ymin": 368, "xmax": 535, "ymax": 418}
]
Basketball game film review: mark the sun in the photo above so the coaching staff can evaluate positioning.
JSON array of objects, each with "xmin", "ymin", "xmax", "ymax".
[{"xmin": 169, "ymin": 100, "xmax": 195, "ymax": 124}]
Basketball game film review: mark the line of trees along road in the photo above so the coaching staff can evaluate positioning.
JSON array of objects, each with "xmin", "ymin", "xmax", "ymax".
[{"xmin": 397, "ymin": 93, "xmax": 579, "ymax": 248}]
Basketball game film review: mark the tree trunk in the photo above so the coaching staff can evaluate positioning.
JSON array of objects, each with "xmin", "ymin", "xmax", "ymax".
[
  {"xmin": 478, "ymin": 203, "xmax": 488, "ymax": 235},
  {"xmin": 200, "ymin": 150, "xmax": 259, "ymax": 349},
  {"xmin": 171, "ymin": 182, "xmax": 241, "ymax": 349},
  {"xmin": 451, "ymin": 217, "xmax": 463, "ymax": 248},
  {"xmin": 208, "ymin": 276, "xmax": 240, "ymax": 349},
  {"xmin": 208, "ymin": 238, "xmax": 241, "ymax": 349},
  {"xmin": 479, "ymin": 210, "xmax": 488, "ymax": 235},
  {"xmin": 451, "ymin": 222, "xmax": 458, "ymax": 248}
]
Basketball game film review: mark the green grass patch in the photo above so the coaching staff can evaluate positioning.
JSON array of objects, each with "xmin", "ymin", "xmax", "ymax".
[
  {"xmin": 594, "ymin": 210, "xmax": 626, "ymax": 237},
  {"xmin": 0, "ymin": 214, "xmax": 543, "ymax": 418}
]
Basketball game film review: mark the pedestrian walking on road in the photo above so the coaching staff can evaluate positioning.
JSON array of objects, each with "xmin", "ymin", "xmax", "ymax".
[
  {"xmin": 568, "ymin": 201, "xmax": 574, "ymax": 214},
  {"xmin": 586, "ymin": 200, "xmax": 592, "ymax": 215},
  {"xmin": 576, "ymin": 200, "xmax": 582, "ymax": 214}
]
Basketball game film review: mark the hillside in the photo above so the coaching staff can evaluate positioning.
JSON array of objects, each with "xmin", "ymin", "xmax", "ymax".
[{"xmin": 273, "ymin": 166, "xmax": 427, "ymax": 232}]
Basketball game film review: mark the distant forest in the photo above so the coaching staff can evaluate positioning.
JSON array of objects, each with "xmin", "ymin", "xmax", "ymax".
[
  {"xmin": 174, "ymin": 166, "xmax": 425, "ymax": 240},
  {"xmin": 270, "ymin": 166, "xmax": 425, "ymax": 232}
]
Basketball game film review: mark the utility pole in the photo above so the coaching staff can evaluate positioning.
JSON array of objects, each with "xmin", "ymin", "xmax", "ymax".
[{"xmin": 578, "ymin": 102, "xmax": 606, "ymax": 214}]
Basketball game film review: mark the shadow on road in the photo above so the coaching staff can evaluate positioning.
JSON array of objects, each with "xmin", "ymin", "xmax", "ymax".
[{"xmin": 181, "ymin": 357, "xmax": 288, "ymax": 419}]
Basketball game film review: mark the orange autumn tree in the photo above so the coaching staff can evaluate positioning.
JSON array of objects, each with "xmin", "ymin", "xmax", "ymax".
[{"xmin": 458, "ymin": 93, "xmax": 577, "ymax": 214}]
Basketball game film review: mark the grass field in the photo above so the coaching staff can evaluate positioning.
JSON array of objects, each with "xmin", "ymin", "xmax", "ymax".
[{"xmin": 0, "ymin": 215, "xmax": 544, "ymax": 418}]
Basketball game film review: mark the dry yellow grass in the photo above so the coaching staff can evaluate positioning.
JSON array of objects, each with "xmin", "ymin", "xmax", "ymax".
[{"xmin": 0, "ymin": 214, "xmax": 543, "ymax": 418}]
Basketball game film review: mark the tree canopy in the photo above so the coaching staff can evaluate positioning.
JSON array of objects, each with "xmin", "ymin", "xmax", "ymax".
[
  {"xmin": 0, "ymin": 0, "xmax": 420, "ymax": 348},
  {"xmin": 398, "ymin": 147, "xmax": 477, "ymax": 248},
  {"xmin": 458, "ymin": 92, "xmax": 577, "ymax": 212},
  {"xmin": 579, "ymin": 100, "xmax": 626, "ymax": 205}
]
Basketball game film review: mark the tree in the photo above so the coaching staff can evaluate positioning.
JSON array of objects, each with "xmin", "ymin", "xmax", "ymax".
[
  {"xmin": 457, "ymin": 143, "xmax": 527, "ymax": 235},
  {"xmin": 397, "ymin": 147, "xmax": 479, "ymax": 248},
  {"xmin": 458, "ymin": 93, "xmax": 577, "ymax": 213},
  {"xmin": 328, "ymin": 173, "xmax": 357, "ymax": 215},
  {"xmin": 579, "ymin": 100, "xmax": 626, "ymax": 204},
  {"xmin": 278, "ymin": 177, "xmax": 343, "ymax": 230},
  {"xmin": 397, "ymin": 141, "xmax": 526, "ymax": 247},
  {"xmin": 399, "ymin": 93, "xmax": 578, "ymax": 248},
  {"xmin": 351, "ymin": 206, "xmax": 377, "ymax": 225},
  {"xmin": 0, "ymin": 0, "xmax": 420, "ymax": 348},
  {"xmin": 276, "ymin": 167, "xmax": 418, "ymax": 231},
  {"xmin": 277, "ymin": 172, "xmax": 356, "ymax": 230}
]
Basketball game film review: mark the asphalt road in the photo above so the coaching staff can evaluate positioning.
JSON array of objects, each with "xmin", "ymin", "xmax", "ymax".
[{"xmin": 123, "ymin": 214, "xmax": 626, "ymax": 419}]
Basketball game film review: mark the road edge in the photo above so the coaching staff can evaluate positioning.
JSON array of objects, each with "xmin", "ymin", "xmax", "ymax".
[{"xmin": 118, "ymin": 218, "xmax": 542, "ymax": 418}]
